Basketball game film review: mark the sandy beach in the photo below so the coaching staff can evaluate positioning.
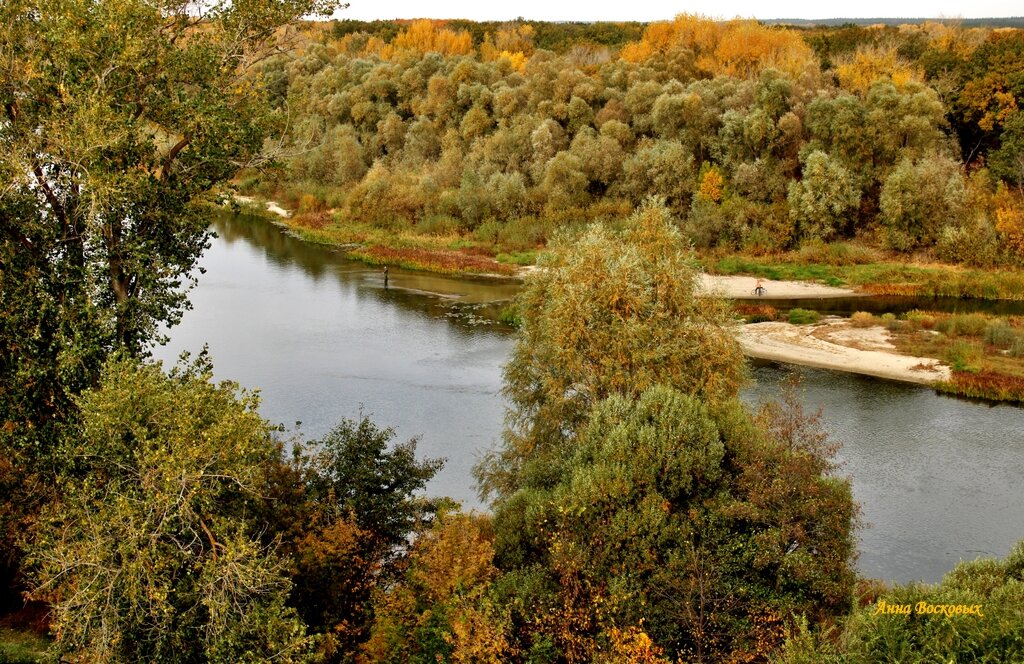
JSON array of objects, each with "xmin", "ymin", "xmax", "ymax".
[
  {"xmin": 701, "ymin": 274, "xmax": 860, "ymax": 299},
  {"xmin": 739, "ymin": 319, "xmax": 949, "ymax": 385},
  {"xmin": 234, "ymin": 195, "xmax": 292, "ymax": 219}
]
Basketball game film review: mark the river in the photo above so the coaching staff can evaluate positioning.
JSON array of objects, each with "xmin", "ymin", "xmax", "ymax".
[{"xmin": 153, "ymin": 214, "xmax": 1024, "ymax": 585}]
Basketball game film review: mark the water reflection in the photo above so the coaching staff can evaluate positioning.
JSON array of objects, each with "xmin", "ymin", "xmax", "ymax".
[
  {"xmin": 155, "ymin": 213, "xmax": 517, "ymax": 513},
  {"xmin": 156, "ymin": 213, "xmax": 1024, "ymax": 585}
]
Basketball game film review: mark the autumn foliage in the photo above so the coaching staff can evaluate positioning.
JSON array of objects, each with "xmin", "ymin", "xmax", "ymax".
[{"xmin": 621, "ymin": 14, "xmax": 816, "ymax": 78}]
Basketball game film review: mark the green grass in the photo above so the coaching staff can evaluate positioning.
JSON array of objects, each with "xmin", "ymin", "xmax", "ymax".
[
  {"xmin": 707, "ymin": 255, "xmax": 1024, "ymax": 301},
  {"xmin": 495, "ymin": 250, "xmax": 539, "ymax": 266},
  {"xmin": 0, "ymin": 628, "xmax": 49, "ymax": 663},
  {"xmin": 787, "ymin": 308, "xmax": 821, "ymax": 325}
]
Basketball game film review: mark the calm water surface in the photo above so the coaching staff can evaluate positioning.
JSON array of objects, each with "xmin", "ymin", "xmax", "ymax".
[{"xmin": 154, "ymin": 214, "xmax": 1024, "ymax": 585}]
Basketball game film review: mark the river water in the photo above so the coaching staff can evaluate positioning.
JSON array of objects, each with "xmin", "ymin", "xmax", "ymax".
[{"xmin": 154, "ymin": 214, "xmax": 1024, "ymax": 585}]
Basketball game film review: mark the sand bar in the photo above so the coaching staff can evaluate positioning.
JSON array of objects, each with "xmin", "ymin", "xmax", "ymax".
[
  {"xmin": 233, "ymin": 195, "xmax": 291, "ymax": 219},
  {"xmin": 739, "ymin": 319, "xmax": 950, "ymax": 385},
  {"xmin": 701, "ymin": 274, "xmax": 860, "ymax": 299}
]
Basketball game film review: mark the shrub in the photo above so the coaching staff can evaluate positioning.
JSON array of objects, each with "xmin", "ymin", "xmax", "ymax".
[
  {"xmin": 936, "ymin": 221, "xmax": 1002, "ymax": 267},
  {"xmin": 785, "ymin": 539, "xmax": 1024, "ymax": 661},
  {"xmin": 943, "ymin": 340, "xmax": 983, "ymax": 372},
  {"xmin": 417, "ymin": 214, "xmax": 460, "ymax": 236},
  {"xmin": 936, "ymin": 313, "xmax": 988, "ymax": 338},
  {"xmin": 735, "ymin": 303, "xmax": 778, "ymax": 323},
  {"xmin": 1010, "ymin": 334, "xmax": 1024, "ymax": 358},
  {"xmin": 472, "ymin": 219, "xmax": 503, "ymax": 244},
  {"xmin": 880, "ymin": 312, "xmax": 901, "ymax": 331},
  {"xmin": 904, "ymin": 310, "xmax": 937, "ymax": 330},
  {"xmin": 850, "ymin": 311, "xmax": 875, "ymax": 328},
  {"xmin": 787, "ymin": 308, "xmax": 821, "ymax": 325},
  {"xmin": 984, "ymin": 320, "xmax": 1016, "ymax": 347},
  {"xmin": 498, "ymin": 216, "xmax": 556, "ymax": 251}
]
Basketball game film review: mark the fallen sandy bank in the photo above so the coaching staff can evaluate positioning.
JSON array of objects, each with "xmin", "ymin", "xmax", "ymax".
[
  {"xmin": 701, "ymin": 274, "xmax": 860, "ymax": 299},
  {"xmin": 739, "ymin": 319, "xmax": 950, "ymax": 385}
]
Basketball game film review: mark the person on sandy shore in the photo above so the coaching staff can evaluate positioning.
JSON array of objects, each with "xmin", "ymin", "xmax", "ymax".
[{"xmin": 754, "ymin": 278, "xmax": 765, "ymax": 296}]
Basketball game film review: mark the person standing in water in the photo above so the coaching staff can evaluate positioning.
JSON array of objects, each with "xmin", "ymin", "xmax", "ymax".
[{"xmin": 383, "ymin": 266, "xmax": 389, "ymax": 288}]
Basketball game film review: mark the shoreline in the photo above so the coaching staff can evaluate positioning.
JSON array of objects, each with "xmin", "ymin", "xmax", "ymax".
[
  {"xmin": 699, "ymin": 274, "xmax": 860, "ymax": 299},
  {"xmin": 739, "ymin": 319, "xmax": 949, "ymax": 385}
]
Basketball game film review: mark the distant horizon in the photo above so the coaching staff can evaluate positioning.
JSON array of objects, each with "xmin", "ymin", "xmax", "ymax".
[
  {"xmin": 335, "ymin": 0, "xmax": 1024, "ymax": 23},
  {"xmin": 327, "ymin": 15, "xmax": 1024, "ymax": 24}
]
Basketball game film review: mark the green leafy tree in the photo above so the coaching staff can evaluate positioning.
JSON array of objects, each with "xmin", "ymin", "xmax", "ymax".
[
  {"xmin": 778, "ymin": 539, "xmax": 1024, "ymax": 663},
  {"xmin": 879, "ymin": 155, "xmax": 967, "ymax": 250},
  {"xmin": 30, "ymin": 356, "xmax": 312, "ymax": 663},
  {"xmin": 0, "ymin": 0, "xmax": 336, "ymax": 456},
  {"xmin": 493, "ymin": 385, "xmax": 856, "ymax": 662},
  {"xmin": 991, "ymin": 110, "xmax": 1024, "ymax": 189},
  {"xmin": 788, "ymin": 150, "xmax": 862, "ymax": 241},
  {"xmin": 271, "ymin": 417, "xmax": 444, "ymax": 662},
  {"xmin": 476, "ymin": 199, "xmax": 744, "ymax": 502}
]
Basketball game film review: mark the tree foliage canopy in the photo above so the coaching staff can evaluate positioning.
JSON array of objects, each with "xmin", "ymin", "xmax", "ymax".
[
  {"xmin": 0, "ymin": 0, "xmax": 336, "ymax": 455},
  {"xmin": 477, "ymin": 200, "xmax": 745, "ymax": 501},
  {"xmin": 30, "ymin": 356, "xmax": 312, "ymax": 663}
]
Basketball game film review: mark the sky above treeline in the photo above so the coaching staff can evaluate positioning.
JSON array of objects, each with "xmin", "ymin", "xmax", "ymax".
[{"xmin": 338, "ymin": 1, "xmax": 1021, "ymax": 22}]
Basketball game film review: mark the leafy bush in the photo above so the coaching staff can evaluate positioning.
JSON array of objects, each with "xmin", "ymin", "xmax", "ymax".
[
  {"xmin": 984, "ymin": 320, "xmax": 1017, "ymax": 347},
  {"xmin": 30, "ymin": 357, "xmax": 314, "ymax": 663},
  {"xmin": 943, "ymin": 339, "xmax": 983, "ymax": 372},
  {"xmin": 936, "ymin": 313, "xmax": 988, "ymax": 338},
  {"xmin": 1011, "ymin": 334, "xmax": 1024, "ymax": 358},
  {"xmin": 880, "ymin": 312, "xmax": 901, "ymax": 331},
  {"xmin": 735, "ymin": 303, "xmax": 778, "ymax": 323},
  {"xmin": 787, "ymin": 308, "xmax": 821, "ymax": 325},
  {"xmin": 778, "ymin": 539, "xmax": 1024, "ymax": 662},
  {"xmin": 936, "ymin": 220, "xmax": 1003, "ymax": 267},
  {"xmin": 904, "ymin": 310, "xmax": 937, "ymax": 330},
  {"xmin": 850, "ymin": 311, "xmax": 875, "ymax": 328}
]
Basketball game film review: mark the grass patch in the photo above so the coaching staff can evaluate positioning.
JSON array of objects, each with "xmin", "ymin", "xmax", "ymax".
[
  {"xmin": 498, "ymin": 304, "xmax": 522, "ymax": 327},
  {"xmin": 0, "ymin": 628, "xmax": 49, "ymax": 663},
  {"xmin": 348, "ymin": 245, "xmax": 517, "ymax": 276},
  {"xmin": 984, "ymin": 320, "xmax": 1017, "ymax": 347},
  {"xmin": 944, "ymin": 340, "xmax": 984, "ymax": 372},
  {"xmin": 495, "ymin": 250, "xmax": 538, "ymax": 266},
  {"xmin": 937, "ymin": 371, "xmax": 1024, "ymax": 403},
  {"xmin": 887, "ymin": 310, "xmax": 1024, "ymax": 402},
  {"xmin": 787, "ymin": 308, "xmax": 821, "ymax": 325}
]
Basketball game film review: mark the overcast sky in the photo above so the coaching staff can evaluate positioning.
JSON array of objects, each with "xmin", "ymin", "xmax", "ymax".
[{"xmin": 337, "ymin": 1, "xmax": 1021, "ymax": 23}]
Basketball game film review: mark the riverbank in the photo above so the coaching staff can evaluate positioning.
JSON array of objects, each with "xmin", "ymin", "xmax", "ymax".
[
  {"xmin": 739, "ymin": 319, "xmax": 950, "ymax": 385},
  {"xmin": 701, "ymin": 274, "xmax": 859, "ymax": 299},
  {"xmin": 709, "ymin": 254, "xmax": 1024, "ymax": 302},
  {"xmin": 227, "ymin": 194, "xmax": 1024, "ymax": 300}
]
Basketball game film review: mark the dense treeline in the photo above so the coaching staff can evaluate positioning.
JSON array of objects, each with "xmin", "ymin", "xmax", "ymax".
[
  {"xmin": 5, "ymin": 3, "xmax": 1024, "ymax": 662},
  {"xmin": 254, "ymin": 16, "xmax": 1024, "ymax": 266}
]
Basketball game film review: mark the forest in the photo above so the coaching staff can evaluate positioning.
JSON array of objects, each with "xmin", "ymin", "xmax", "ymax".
[
  {"xmin": 244, "ymin": 15, "xmax": 1024, "ymax": 275},
  {"xmin": 3, "ymin": 4, "xmax": 1024, "ymax": 663}
]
